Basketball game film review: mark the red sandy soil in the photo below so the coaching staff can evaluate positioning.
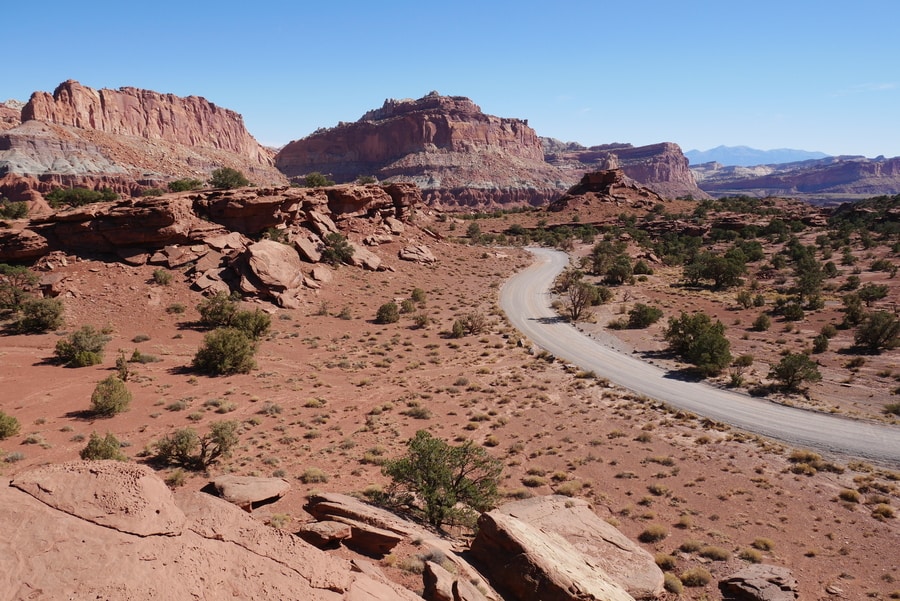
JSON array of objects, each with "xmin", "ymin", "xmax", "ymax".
[{"xmin": 1, "ymin": 225, "xmax": 898, "ymax": 600}]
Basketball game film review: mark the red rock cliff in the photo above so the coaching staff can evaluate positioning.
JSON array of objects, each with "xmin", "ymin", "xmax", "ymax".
[{"xmin": 23, "ymin": 80, "xmax": 271, "ymax": 166}]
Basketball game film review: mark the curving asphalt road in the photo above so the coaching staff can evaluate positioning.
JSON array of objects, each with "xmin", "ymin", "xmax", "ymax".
[{"xmin": 500, "ymin": 247, "xmax": 900, "ymax": 467}]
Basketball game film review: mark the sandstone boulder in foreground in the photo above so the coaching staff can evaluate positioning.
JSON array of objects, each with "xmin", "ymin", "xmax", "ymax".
[
  {"xmin": 493, "ymin": 495, "xmax": 664, "ymax": 599},
  {"xmin": 471, "ymin": 509, "xmax": 636, "ymax": 601},
  {"xmin": 0, "ymin": 461, "xmax": 420, "ymax": 601}
]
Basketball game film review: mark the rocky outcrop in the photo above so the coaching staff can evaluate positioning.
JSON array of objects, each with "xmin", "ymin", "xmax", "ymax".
[
  {"xmin": 491, "ymin": 496, "xmax": 664, "ymax": 600},
  {"xmin": 549, "ymin": 169, "xmax": 666, "ymax": 213},
  {"xmin": 2, "ymin": 461, "xmax": 421, "ymax": 600},
  {"xmin": 471, "ymin": 510, "xmax": 636, "ymax": 601},
  {"xmin": 0, "ymin": 100, "xmax": 23, "ymax": 131},
  {"xmin": 546, "ymin": 142, "xmax": 709, "ymax": 200},
  {"xmin": 691, "ymin": 155, "xmax": 900, "ymax": 202},
  {"xmin": 211, "ymin": 475, "xmax": 291, "ymax": 511},
  {"xmin": 719, "ymin": 565, "xmax": 799, "ymax": 600},
  {"xmin": 1, "ymin": 80, "xmax": 287, "ymax": 202},
  {"xmin": 24, "ymin": 80, "xmax": 270, "ymax": 165},
  {"xmin": 275, "ymin": 92, "xmax": 570, "ymax": 208}
]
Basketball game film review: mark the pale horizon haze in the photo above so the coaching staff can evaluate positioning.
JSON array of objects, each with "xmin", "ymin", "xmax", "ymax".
[{"xmin": 4, "ymin": 0, "xmax": 899, "ymax": 158}]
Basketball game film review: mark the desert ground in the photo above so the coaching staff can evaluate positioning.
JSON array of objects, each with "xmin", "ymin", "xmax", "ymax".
[{"xmin": 1, "ymin": 204, "xmax": 899, "ymax": 600}]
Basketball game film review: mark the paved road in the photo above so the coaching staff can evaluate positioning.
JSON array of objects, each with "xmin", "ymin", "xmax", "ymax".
[{"xmin": 500, "ymin": 247, "xmax": 900, "ymax": 467}]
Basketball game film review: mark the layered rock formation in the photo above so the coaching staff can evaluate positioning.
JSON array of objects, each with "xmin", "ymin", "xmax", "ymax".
[
  {"xmin": 1, "ymin": 461, "xmax": 421, "ymax": 600},
  {"xmin": 0, "ymin": 80, "xmax": 286, "ymax": 202},
  {"xmin": 275, "ymin": 92, "xmax": 571, "ymax": 208},
  {"xmin": 545, "ymin": 140, "xmax": 709, "ymax": 200},
  {"xmin": 548, "ymin": 169, "xmax": 665, "ymax": 213},
  {"xmin": 692, "ymin": 155, "xmax": 900, "ymax": 202}
]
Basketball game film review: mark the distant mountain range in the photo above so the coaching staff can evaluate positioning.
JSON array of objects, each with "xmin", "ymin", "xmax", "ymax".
[{"xmin": 685, "ymin": 145, "xmax": 831, "ymax": 167}]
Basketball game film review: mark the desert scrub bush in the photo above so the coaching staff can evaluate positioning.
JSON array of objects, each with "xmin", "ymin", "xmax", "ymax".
[
  {"xmin": 663, "ymin": 573, "xmax": 683, "ymax": 595},
  {"xmin": 664, "ymin": 311, "xmax": 731, "ymax": 376},
  {"xmin": 375, "ymin": 302, "xmax": 400, "ymax": 324},
  {"xmin": 79, "ymin": 432, "xmax": 126, "ymax": 460},
  {"xmin": 0, "ymin": 411, "xmax": 21, "ymax": 439},
  {"xmin": 872, "ymin": 503, "xmax": 895, "ymax": 519},
  {"xmin": 167, "ymin": 178, "xmax": 204, "ymax": 192},
  {"xmin": 410, "ymin": 287, "xmax": 427, "ymax": 303},
  {"xmin": 192, "ymin": 328, "xmax": 257, "ymax": 375},
  {"xmin": 680, "ymin": 567, "xmax": 712, "ymax": 587},
  {"xmin": 45, "ymin": 186, "xmax": 117, "ymax": 208},
  {"xmin": 230, "ymin": 309, "xmax": 271, "ymax": 340},
  {"xmin": 0, "ymin": 198, "xmax": 28, "ymax": 219},
  {"xmin": 153, "ymin": 421, "xmax": 239, "ymax": 470},
  {"xmin": 166, "ymin": 302, "xmax": 186, "ymax": 314},
  {"xmin": 638, "ymin": 524, "xmax": 668, "ymax": 543},
  {"xmin": 209, "ymin": 167, "xmax": 249, "ymax": 189},
  {"xmin": 320, "ymin": 232, "xmax": 354, "ymax": 266},
  {"xmin": 451, "ymin": 311, "xmax": 489, "ymax": 337},
  {"xmin": 752, "ymin": 537, "xmax": 775, "ymax": 551},
  {"xmin": 555, "ymin": 480, "xmax": 583, "ymax": 497},
  {"xmin": 54, "ymin": 325, "xmax": 110, "ymax": 367},
  {"xmin": 152, "ymin": 268, "xmax": 173, "ymax": 285},
  {"xmin": 838, "ymin": 489, "xmax": 861, "ymax": 503},
  {"xmin": 627, "ymin": 303, "xmax": 664, "ymax": 328},
  {"xmin": 698, "ymin": 545, "xmax": 730, "ymax": 561},
  {"xmin": 654, "ymin": 553, "xmax": 678, "ymax": 570},
  {"xmin": 90, "ymin": 376, "xmax": 132, "ymax": 416},
  {"xmin": 679, "ymin": 539, "xmax": 703, "ymax": 553},
  {"xmin": 381, "ymin": 430, "xmax": 502, "ymax": 530},
  {"xmin": 299, "ymin": 467, "xmax": 329, "ymax": 484},
  {"xmin": 752, "ymin": 313, "xmax": 771, "ymax": 331},
  {"xmin": 769, "ymin": 352, "xmax": 821, "ymax": 391},
  {"xmin": 16, "ymin": 298, "xmax": 64, "ymax": 333}
]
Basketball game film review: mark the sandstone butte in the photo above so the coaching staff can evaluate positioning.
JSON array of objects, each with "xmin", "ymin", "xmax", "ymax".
[{"xmin": 274, "ymin": 91, "xmax": 708, "ymax": 207}]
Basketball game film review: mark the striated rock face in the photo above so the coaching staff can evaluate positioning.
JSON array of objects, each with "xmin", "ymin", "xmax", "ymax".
[
  {"xmin": 492, "ymin": 496, "xmax": 664, "ymax": 600},
  {"xmin": 471, "ymin": 510, "xmax": 636, "ymax": 601},
  {"xmin": 1, "ymin": 461, "xmax": 421, "ymax": 601},
  {"xmin": 275, "ymin": 92, "xmax": 570, "ymax": 208},
  {"xmin": 692, "ymin": 155, "xmax": 900, "ymax": 202},
  {"xmin": 1, "ymin": 80, "xmax": 287, "ymax": 202},
  {"xmin": 545, "ymin": 141, "xmax": 709, "ymax": 200},
  {"xmin": 24, "ymin": 80, "xmax": 270, "ymax": 165}
]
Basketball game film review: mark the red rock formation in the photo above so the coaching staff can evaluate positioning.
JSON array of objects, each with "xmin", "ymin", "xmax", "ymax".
[
  {"xmin": 0, "ymin": 100, "xmax": 22, "ymax": 131},
  {"xmin": 692, "ymin": 155, "xmax": 900, "ymax": 201},
  {"xmin": 548, "ymin": 169, "xmax": 665, "ymax": 213},
  {"xmin": 275, "ymin": 92, "xmax": 569, "ymax": 208},
  {"xmin": 546, "ymin": 142, "xmax": 708, "ymax": 200},
  {"xmin": 23, "ymin": 80, "xmax": 270, "ymax": 165}
]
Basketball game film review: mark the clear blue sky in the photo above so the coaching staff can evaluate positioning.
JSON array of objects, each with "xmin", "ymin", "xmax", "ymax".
[{"xmin": 5, "ymin": 0, "xmax": 899, "ymax": 157}]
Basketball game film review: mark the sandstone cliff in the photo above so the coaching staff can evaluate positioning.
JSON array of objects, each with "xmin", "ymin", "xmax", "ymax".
[
  {"xmin": 545, "ymin": 141, "xmax": 709, "ymax": 200},
  {"xmin": 24, "ymin": 80, "xmax": 270, "ymax": 165},
  {"xmin": 0, "ymin": 81, "xmax": 287, "ymax": 203},
  {"xmin": 692, "ymin": 155, "xmax": 900, "ymax": 202},
  {"xmin": 275, "ymin": 92, "xmax": 570, "ymax": 208}
]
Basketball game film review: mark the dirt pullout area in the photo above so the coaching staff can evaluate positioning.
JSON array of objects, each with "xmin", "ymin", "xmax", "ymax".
[{"xmin": 1, "ymin": 236, "xmax": 899, "ymax": 600}]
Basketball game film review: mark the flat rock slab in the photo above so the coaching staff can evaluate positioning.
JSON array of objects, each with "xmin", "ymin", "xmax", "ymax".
[
  {"xmin": 719, "ymin": 564, "xmax": 799, "ymax": 601},
  {"xmin": 11, "ymin": 460, "xmax": 186, "ymax": 537},
  {"xmin": 211, "ymin": 475, "xmax": 290, "ymax": 510},
  {"xmin": 496, "ymin": 495, "xmax": 663, "ymax": 599},
  {"xmin": 297, "ymin": 520, "xmax": 353, "ymax": 548}
]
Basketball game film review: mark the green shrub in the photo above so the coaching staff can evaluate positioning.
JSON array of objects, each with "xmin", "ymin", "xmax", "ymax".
[
  {"xmin": 376, "ymin": 302, "xmax": 400, "ymax": 324},
  {"xmin": 152, "ymin": 269, "xmax": 173, "ymax": 285},
  {"xmin": 627, "ymin": 303, "xmax": 663, "ymax": 329},
  {"xmin": 769, "ymin": 353, "xmax": 821, "ymax": 391},
  {"xmin": 0, "ymin": 199, "xmax": 28, "ymax": 219},
  {"xmin": 698, "ymin": 545, "xmax": 731, "ymax": 560},
  {"xmin": 197, "ymin": 292, "xmax": 239, "ymax": 328},
  {"xmin": 80, "ymin": 432, "xmax": 126, "ymax": 460},
  {"xmin": 0, "ymin": 411, "xmax": 21, "ymax": 439},
  {"xmin": 16, "ymin": 298, "xmax": 64, "ymax": 333},
  {"xmin": 45, "ymin": 187, "xmax": 117, "ymax": 208},
  {"xmin": 320, "ymin": 232, "xmax": 354, "ymax": 266},
  {"xmin": 411, "ymin": 288, "xmax": 427, "ymax": 303},
  {"xmin": 90, "ymin": 376, "xmax": 132, "ymax": 416},
  {"xmin": 154, "ymin": 421, "xmax": 239, "ymax": 470},
  {"xmin": 302, "ymin": 172, "xmax": 335, "ymax": 187},
  {"xmin": 54, "ymin": 325, "xmax": 110, "ymax": 367},
  {"xmin": 167, "ymin": 178, "xmax": 204, "ymax": 192},
  {"xmin": 0, "ymin": 264, "xmax": 38, "ymax": 312},
  {"xmin": 752, "ymin": 313, "xmax": 771, "ymax": 331},
  {"xmin": 664, "ymin": 312, "xmax": 732, "ymax": 376},
  {"xmin": 192, "ymin": 328, "xmax": 257, "ymax": 375},
  {"xmin": 854, "ymin": 311, "xmax": 900, "ymax": 352},
  {"xmin": 209, "ymin": 167, "xmax": 249, "ymax": 189},
  {"xmin": 812, "ymin": 334, "xmax": 829, "ymax": 354},
  {"xmin": 299, "ymin": 467, "xmax": 329, "ymax": 483},
  {"xmin": 400, "ymin": 299, "xmax": 416, "ymax": 314},
  {"xmin": 231, "ymin": 309, "xmax": 272, "ymax": 341}
]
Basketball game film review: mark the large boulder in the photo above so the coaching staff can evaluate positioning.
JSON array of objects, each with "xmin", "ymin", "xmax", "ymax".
[
  {"xmin": 719, "ymin": 565, "xmax": 800, "ymax": 601},
  {"xmin": 0, "ymin": 462, "xmax": 421, "ymax": 601},
  {"xmin": 211, "ymin": 474, "xmax": 290, "ymax": 511},
  {"xmin": 235, "ymin": 239, "xmax": 304, "ymax": 299},
  {"xmin": 493, "ymin": 495, "xmax": 664, "ymax": 599},
  {"xmin": 471, "ymin": 510, "xmax": 635, "ymax": 601}
]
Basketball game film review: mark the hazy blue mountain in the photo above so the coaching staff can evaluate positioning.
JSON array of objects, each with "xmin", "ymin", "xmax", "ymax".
[{"xmin": 685, "ymin": 145, "xmax": 830, "ymax": 167}]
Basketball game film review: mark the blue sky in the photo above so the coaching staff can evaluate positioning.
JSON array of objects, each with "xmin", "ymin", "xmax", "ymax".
[{"xmin": 5, "ymin": 0, "xmax": 899, "ymax": 157}]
